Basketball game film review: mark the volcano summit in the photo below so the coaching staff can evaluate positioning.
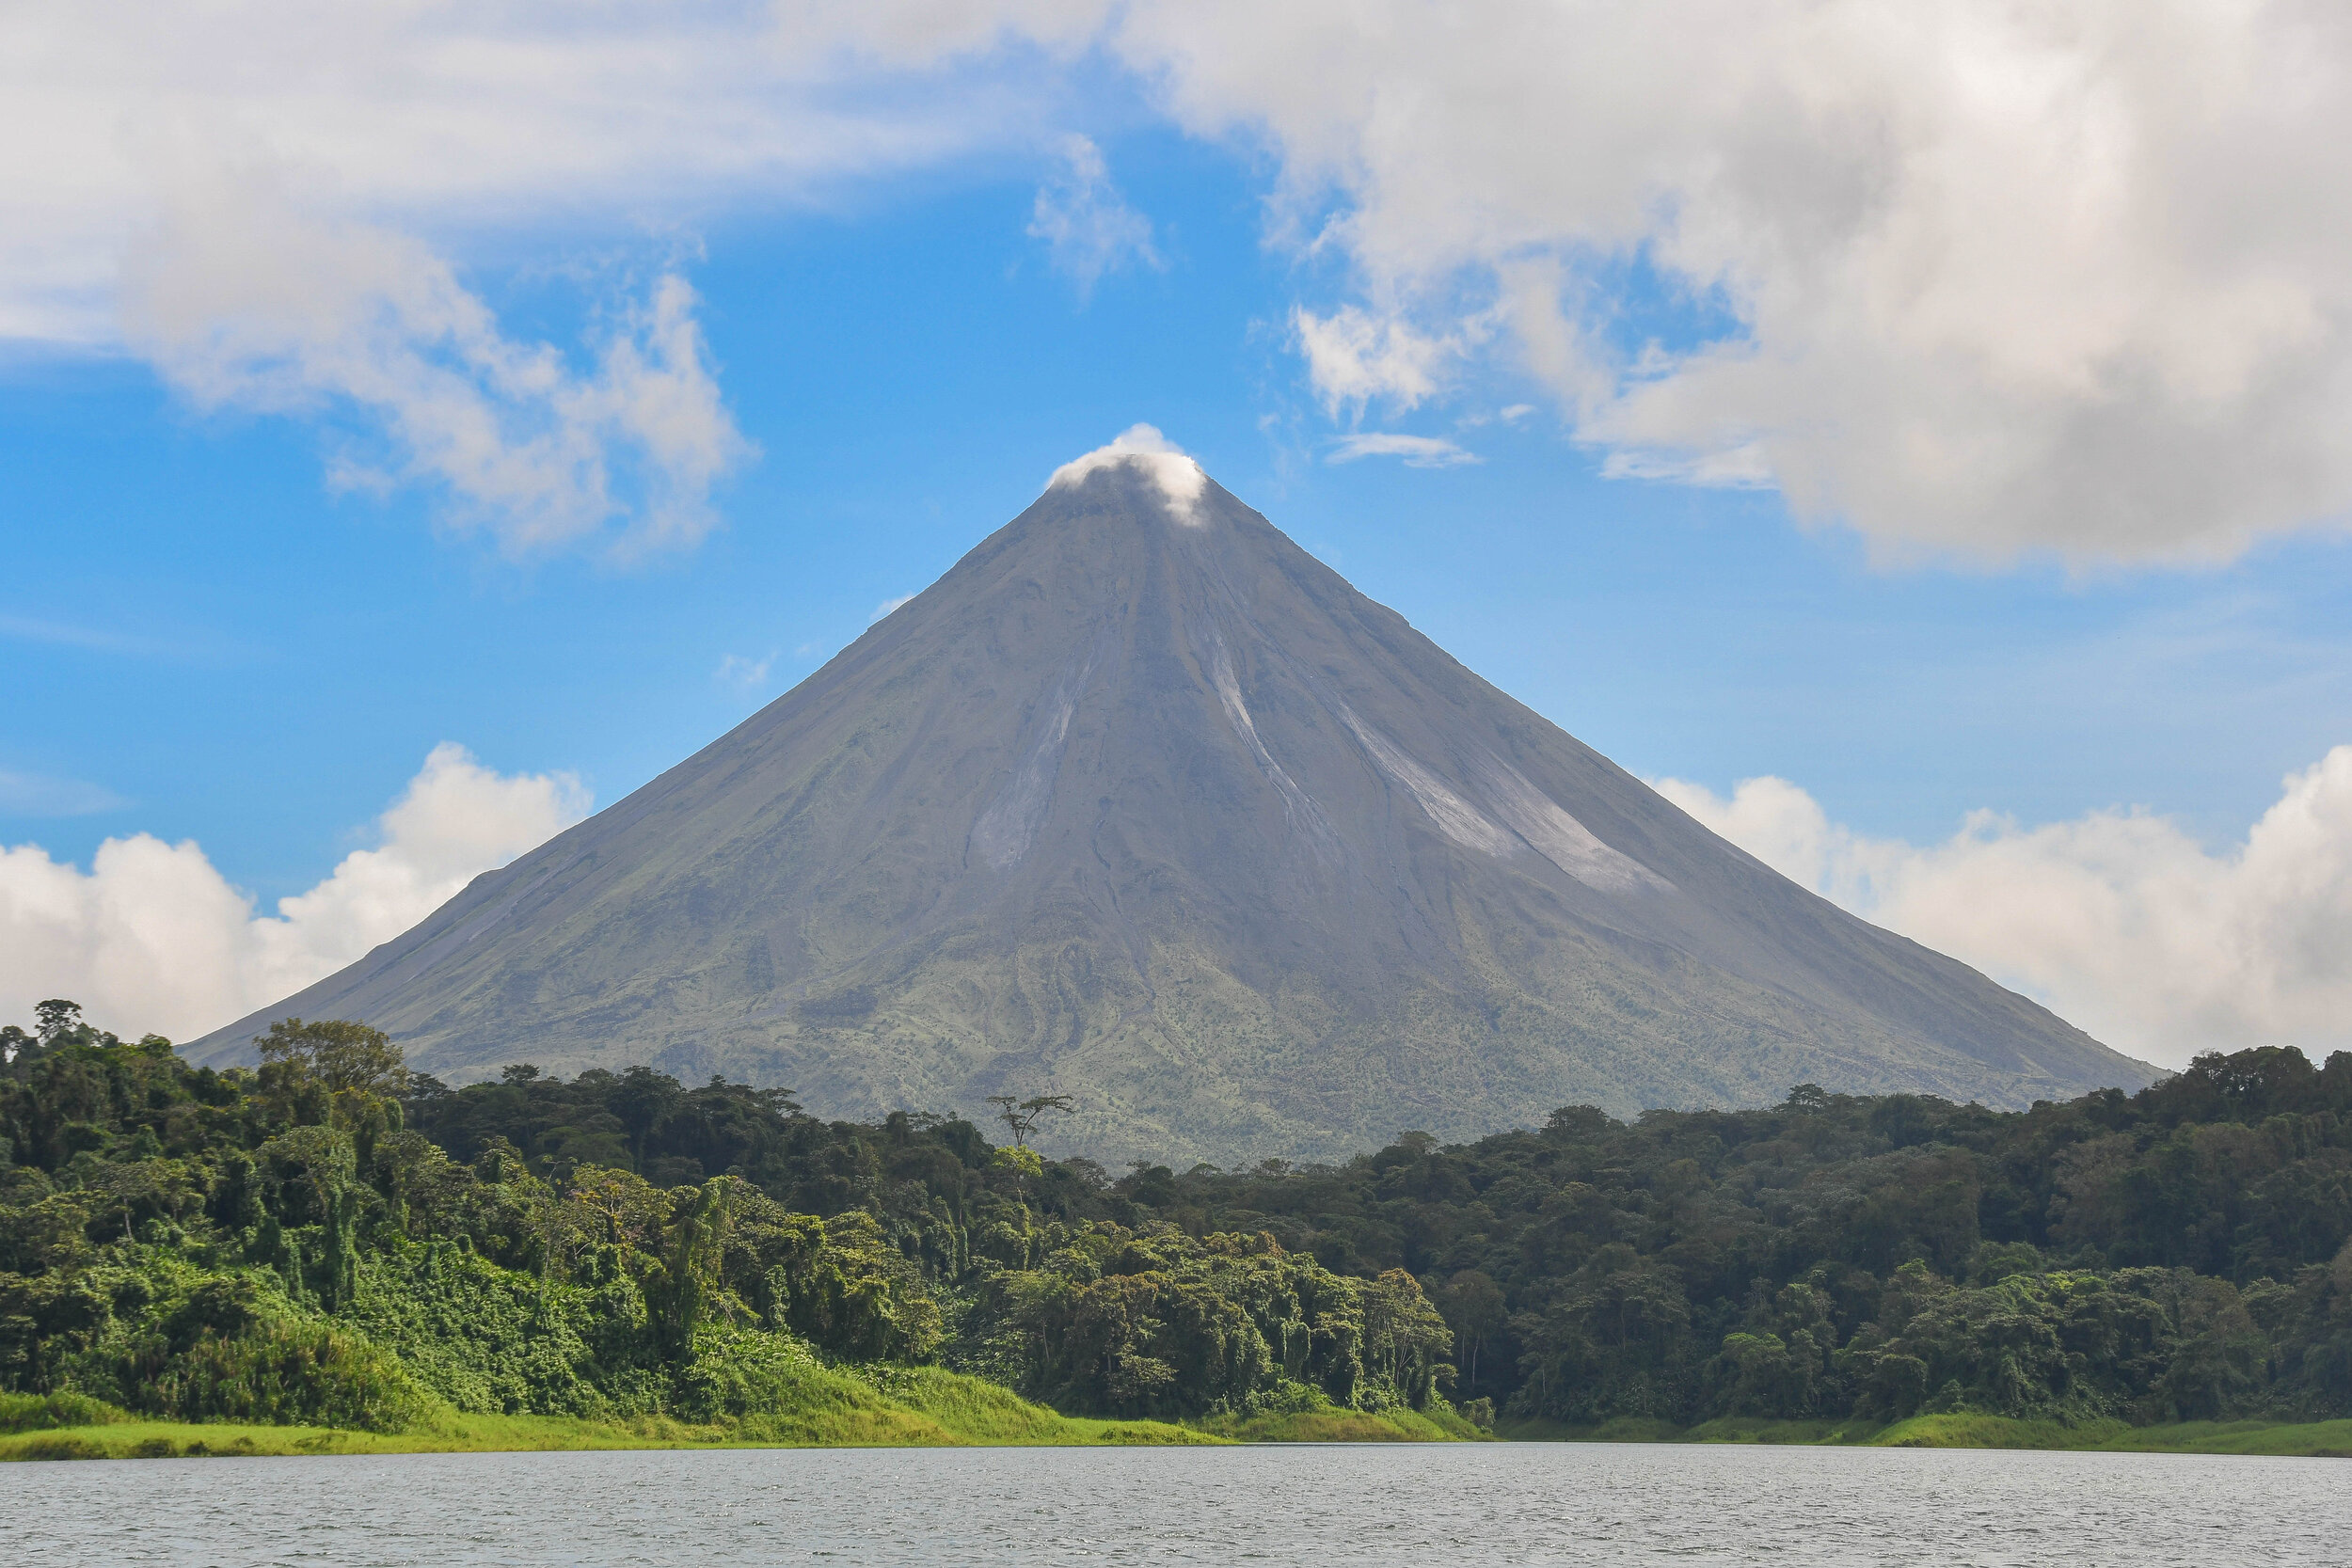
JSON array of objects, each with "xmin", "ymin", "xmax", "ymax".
[{"xmin": 191, "ymin": 434, "xmax": 2153, "ymax": 1161}]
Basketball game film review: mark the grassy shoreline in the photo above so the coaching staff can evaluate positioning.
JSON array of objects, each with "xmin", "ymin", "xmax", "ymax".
[
  {"xmin": 1192, "ymin": 1403, "xmax": 1490, "ymax": 1443},
  {"xmin": 1497, "ymin": 1411, "xmax": 2352, "ymax": 1457},
  {"xmin": 0, "ymin": 1407, "xmax": 1488, "ymax": 1461},
  {"xmin": 0, "ymin": 1404, "xmax": 1486, "ymax": 1461},
  {"xmin": 16, "ymin": 1393, "xmax": 2344, "ymax": 1458},
  {"xmin": 0, "ymin": 1369, "xmax": 1220, "ymax": 1461},
  {"xmin": 0, "ymin": 1410, "xmax": 1221, "ymax": 1462}
]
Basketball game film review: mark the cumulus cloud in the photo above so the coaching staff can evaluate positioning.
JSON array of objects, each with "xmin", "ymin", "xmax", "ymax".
[
  {"xmin": 1292, "ymin": 306, "xmax": 1465, "ymax": 417},
  {"xmin": 1108, "ymin": 0, "xmax": 2352, "ymax": 562},
  {"xmin": 127, "ymin": 182, "xmax": 751, "ymax": 558},
  {"xmin": 1655, "ymin": 749, "xmax": 2352, "ymax": 1069},
  {"xmin": 0, "ymin": 0, "xmax": 1101, "ymax": 547},
  {"xmin": 0, "ymin": 743, "xmax": 589, "ymax": 1042},
  {"xmin": 1327, "ymin": 432, "xmax": 1479, "ymax": 468},
  {"xmin": 1048, "ymin": 422, "xmax": 1208, "ymax": 522},
  {"xmin": 1027, "ymin": 134, "xmax": 1161, "ymax": 295}
]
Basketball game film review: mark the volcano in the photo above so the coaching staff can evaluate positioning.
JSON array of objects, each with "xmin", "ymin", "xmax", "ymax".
[{"xmin": 190, "ymin": 436, "xmax": 2153, "ymax": 1161}]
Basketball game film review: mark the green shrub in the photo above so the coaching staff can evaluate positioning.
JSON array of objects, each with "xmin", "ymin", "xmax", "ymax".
[
  {"xmin": 0, "ymin": 1389, "xmax": 127, "ymax": 1432},
  {"xmin": 142, "ymin": 1322, "xmax": 429, "ymax": 1432}
]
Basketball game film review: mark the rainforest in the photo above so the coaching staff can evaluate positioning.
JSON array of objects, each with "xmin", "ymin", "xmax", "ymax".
[{"xmin": 4, "ymin": 1000, "xmax": 2350, "ymax": 1456}]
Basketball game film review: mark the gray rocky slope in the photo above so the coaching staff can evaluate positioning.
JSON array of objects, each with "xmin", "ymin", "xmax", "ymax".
[{"xmin": 190, "ymin": 457, "xmax": 2154, "ymax": 1162}]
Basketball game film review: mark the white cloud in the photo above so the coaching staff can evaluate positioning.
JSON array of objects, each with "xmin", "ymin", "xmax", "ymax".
[
  {"xmin": 127, "ymin": 182, "xmax": 752, "ymax": 559},
  {"xmin": 1048, "ymin": 422, "xmax": 1208, "ymax": 523},
  {"xmin": 1292, "ymin": 306, "xmax": 1463, "ymax": 416},
  {"xmin": 0, "ymin": 2, "xmax": 1111, "ymax": 340},
  {"xmin": 18, "ymin": 4, "xmax": 2352, "ymax": 561},
  {"xmin": 869, "ymin": 596, "xmax": 917, "ymax": 623},
  {"xmin": 0, "ymin": 1, "xmax": 1104, "ymax": 547},
  {"xmin": 1655, "ymin": 747, "xmax": 2352, "ymax": 1069},
  {"xmin": 1027, "ymin": 134, "xmax": 1161, "ymax": 294},
  {"xmin": 1327, "ymin": 432, "xmax": 1479, "ymax": 468},
  {"xmin": 0, "ymin": 743, "xmax": 589, "ymax": 1042},
  {"xmin": 1106, "ymin": 1, "xmax": 2352, "ymax": 562}
]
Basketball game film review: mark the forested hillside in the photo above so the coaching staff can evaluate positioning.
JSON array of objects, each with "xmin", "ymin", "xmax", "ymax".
[
  {"xmin": 0, "ymin": 1004, "xmax": 1446, "ymax": 1433},
  {"xmin": 6, "ymin": 997, "xmax": 2349, "ymax": 1437},
  {"xmin": 1117, "ymin": 1053, "xmax": 2352, "ymax": 1427}
]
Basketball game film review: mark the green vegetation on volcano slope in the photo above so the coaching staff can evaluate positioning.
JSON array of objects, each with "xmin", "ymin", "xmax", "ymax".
[{"xmin": 8, "ymin": 999, "xmax": 2352, "ymax": 1456}]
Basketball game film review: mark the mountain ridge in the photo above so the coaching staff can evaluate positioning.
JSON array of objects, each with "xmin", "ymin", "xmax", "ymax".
[{"xmin": 190, "ymin": 451, "xmax": 2155, "ymax": 1162}]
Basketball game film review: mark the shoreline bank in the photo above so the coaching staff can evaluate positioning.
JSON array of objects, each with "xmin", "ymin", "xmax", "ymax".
[
  {"xmin": 10, "ymin": 1403, "xmax": 2345, "ymax": 1460},
  {"xmin": 1499, "ymin": 1412, "xmax": 2352, "ymax": 1457}
]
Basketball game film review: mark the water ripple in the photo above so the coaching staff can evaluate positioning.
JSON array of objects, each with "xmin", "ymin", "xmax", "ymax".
[{"xmin": 7, "ymin": 1442, "xmax": 2344, "ymax": 1567}]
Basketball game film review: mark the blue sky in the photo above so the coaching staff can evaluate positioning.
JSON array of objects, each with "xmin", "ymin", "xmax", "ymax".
[
  {"xmin": 7, "ymin": 4, "xmax": 2352, "ymax": 1064},
  {"xmin": 13, "ymin": 144, "xmax": 2346, "ymax": 877}
]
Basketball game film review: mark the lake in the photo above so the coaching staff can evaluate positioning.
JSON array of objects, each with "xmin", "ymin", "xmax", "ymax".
[{"xmin": 8, "ymin": 1442, "xmax": 2344, "ymax": 1566}]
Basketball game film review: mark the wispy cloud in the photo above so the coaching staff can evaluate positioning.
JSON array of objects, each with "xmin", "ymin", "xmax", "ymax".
[
  {"xmin": 714, "ymin": 651, "xmax": 775, "ymax": 689},
  {"xmin": 0, "ymin": 768, "xmax": 129, "ymax": 817},
  {"xmin": 869, "ymin": 595, "xmax": 916, "ymax": 623},
  {"xmin": 1327, "ymin": 433, "xmax": 1480, "ymax": 468},
  {"xmin": 1027, "ymin": 135, "xmax": 1161, "ymax": 297},
  {"xmin": 1600, "ymin": 442, "xmax": 1772, "ymax": 489},
  {"xmin": 0, "ymin": 613, "xmax": 159, "ymax": 655}
]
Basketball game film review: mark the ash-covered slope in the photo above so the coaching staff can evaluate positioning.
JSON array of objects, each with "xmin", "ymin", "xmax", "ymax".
[{"xmin": 190, "ymin": 451, "xmax": 2153, "ymax": 1161}]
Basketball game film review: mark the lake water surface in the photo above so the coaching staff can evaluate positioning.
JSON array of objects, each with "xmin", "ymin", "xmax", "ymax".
[{"xmin": 8, "ymin": 1442, "xmax": 2344, "ymax": 1566}]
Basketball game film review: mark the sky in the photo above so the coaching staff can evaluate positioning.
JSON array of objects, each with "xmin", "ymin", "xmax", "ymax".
[{"xmin": 6, "ymin": 2, "xmax": 2352, "ymax": 1069}]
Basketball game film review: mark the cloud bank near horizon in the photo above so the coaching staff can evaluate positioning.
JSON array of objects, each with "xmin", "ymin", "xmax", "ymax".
[
  {"xmin": 1657, "ymin": 747, "xmax": 2352, "ymax": 1069},
  {"xmin": 15, "ymin": 734, "xmax": 2350, "ymax": 1071},
  {"xmin": 11, "ymin": 3, "xmax": 2352, "ymax": 562},
  {"xmin": 0, "ymin": 745, "xmax": 590, "ymax": 1043}
]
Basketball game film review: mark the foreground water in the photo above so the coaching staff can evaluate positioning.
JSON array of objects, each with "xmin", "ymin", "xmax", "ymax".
[{"xmin": 8, "ymin": 1442, "xmax": 2344, "ymax": 1566}]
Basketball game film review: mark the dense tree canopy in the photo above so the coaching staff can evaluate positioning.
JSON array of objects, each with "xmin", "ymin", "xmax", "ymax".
[
  {"xmin": 1084, "ymin": 1050, "xmax": 2352, "ymax": 1426},
  {"xmin": 5, "ymin": 1002, "xmax": 2349, "ymax": 1433},
  {"xmin": 0, "ymin": 1005, "xmax": 1444, "ymax": 1428}
]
